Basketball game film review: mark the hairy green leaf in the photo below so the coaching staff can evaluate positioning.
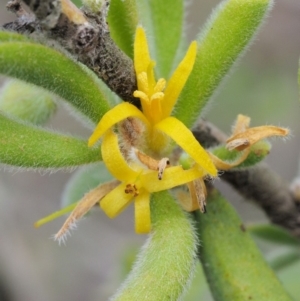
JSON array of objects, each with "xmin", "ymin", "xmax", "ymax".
[
  {"xmin": 195, "ymin": 190, "xmax": 292, "ymax": 301},
  {"xmin": 0, "ymin": 39, "xmax": 111, "ymax": 124},
  {"xmin": 148, "ymin": 0, "xmax": 184, "ymax": 78},
  {"xmin": 108, "ymin": 0, "xmax": 138, "ymax": 58},
  {"xmin": 135, "ymin": 0, "xmax": 184, "ymax": 78},
  {"xmin": 175, "ymin": 0, "xmax": 273, "ymax": 127},
  {"xmin": 111, "ymin": 191, "xmax": 197, "ymax": 301},
  {"xmin": 0, "ymin": 30, "xmax": 30, "ymax": 43},
  {"xmin": 0, "ymin": 113, "xmax": 101, "ymax": 168},
  {"xmin": 0, "ymin": 79, "xmax": 57, "ymax": 125}
]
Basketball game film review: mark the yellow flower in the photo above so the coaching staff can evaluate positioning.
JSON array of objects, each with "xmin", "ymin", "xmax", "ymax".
[
  {"xmin": 87, "ymin": 26, "xmax": 217, "ymax": 233},
  {"xmin": 87, "ymin": 27, "xmax": 217, "ymax": 233},
  {"xmin": 35, "ymin": 26, "xmax": 217, "ymax": 238},
  {"xmin": 99, "ymin": 129, "xmax": 205, "ymax": 233},
  {"xmin": 89, "ymin": 26, "xmax": 217, "ymax": 175}
]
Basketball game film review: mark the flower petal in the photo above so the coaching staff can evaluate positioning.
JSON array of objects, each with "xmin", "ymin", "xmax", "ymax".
[
  {"xmin": 134, "ymin": 190, "xmax": 151, "ymax": 233},
  {"xmin": 134, "ymin": 27, "xmax": 153, "ymax": 82},
  {"xmin": 176, "ymin": 190, "xmax": 199, "ymax": 212},
  {"xmin": 100, "ymin": 182, "xmax": 133, "ymax": 218},
  {"xmin": 209, "ymin": 148, "xmax": 251, "ymax": 170},
  {"xmin": 54, "ymin": 181, "xmax": 118, "ymax": 241},
  {"xmin": 231, "ymin": 114, "xmax": 251, "ymax": 135},
  {"xmin": 162, "ymin": 41, "xmax": 197, "ymax": 118},
  {"xmin": 155, "ymin": 117, "xmax": 217, "ymax": 176},
  {"xmin": 88, "ymin": 102, "xmax": 149, "ymax": 147},
  {"xmin": 226, "ymin": 126, "xmax": 289, "ymax": 151},
  {"xmin": 141, "ymin": 165, "xmax": 204, "ymax": 192},
  {"xmin": 101, "ymin": 130, "xmax": 138, "ymax": 181}
]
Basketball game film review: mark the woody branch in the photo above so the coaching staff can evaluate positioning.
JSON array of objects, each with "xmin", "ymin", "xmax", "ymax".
[{"xmin": 3, "ymin": 0, "xmax": 139, "ymax": 106}]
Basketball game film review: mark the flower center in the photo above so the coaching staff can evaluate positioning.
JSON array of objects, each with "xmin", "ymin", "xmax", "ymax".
[
  {"xmin": 133, "ymin": 71, "xmax": 166, "ymax": 125},
  {"xmin": 124, "ymin": 184, "xmax": 139, "ymax": 197}
]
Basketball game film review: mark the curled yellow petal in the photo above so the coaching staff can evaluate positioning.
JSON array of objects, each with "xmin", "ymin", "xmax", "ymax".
[
  {"xmin": 226, "ymin": 126, "xmax": 289, "ymax": 151},
  {"xmin": 134, "ymin": 190, "xmax": 151, "ymax": 234},
  {"xmin": 176, "ymin": 190, "xmax": 199, "ymax": 212},
  {"xmin": 155, "ymin": 117, "xmax": 217, "ymax": 176},
  {"xmin": 100, "ymin": 182, "xmax": 134, "ymax": 218},
  {"xmin": 162, "ymin": 41, "xmax": 197, "ymax": 118},
  {"xmin": 101, "ymin": 130, "xmax": 138, "ymax": 181},
  {"xmin": 141, "ymin": 165, "xmax": 204, "ymax": 192},
  {"xmin": 209, "ymin": 148, "xmax": 251, "ymax": 170},
  {"xmin": 88, "ymin": 102, "xmax": 149, "ymax": 147}
]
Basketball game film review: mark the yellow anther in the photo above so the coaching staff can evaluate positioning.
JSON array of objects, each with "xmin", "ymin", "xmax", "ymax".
[
  {"xmin": 137, "ymin": 72, "xmax": 149, "ymax": 94},
  {"xmin": 154, "ymin": 78, "xmax": 166, "ymax": 93},
  {"xmin": 133, "ymin": 90, "xmax": 150, "ymax": 104}
]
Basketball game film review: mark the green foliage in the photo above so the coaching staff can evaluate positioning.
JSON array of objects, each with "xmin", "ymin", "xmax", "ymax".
[
  {"xmin": 111, "ymin": 191, "xmax": 197, "ymax": 301},
  {"xmin": 0, "ymin": 79, "xmax": 57, "ymax": 125},
  {"xmin": 135, "ymin": 0, "xmax": 184, "ymax": 78},
  {"xmin": 108, "ymin": 0, "xmax": 138, "ymax": 58},
  {"xmin": 0, "ymin": 36, "xmax": 111, "ymax": 124},
  {"xmin": 268, "ymin": 249, "xmax": 300, "ymax": 272},
  {"xmin": 249, "ymin": 224, "xmax": 300, "ymax": 247},
  {"xmin": 195, "ymin": 190, "xmax": 292, "ymax": 301},
  {"xmin": 146, "ymin": 0, "xmax": 184, "ymax": 78},
  {"xmin": 277, "ymin": 261, "xmax": 300, "ymax": 301},
  {"xmin": 175, "ymin": 0, "xmax": 273, "ymax": 128},
  {"xmin": 0, "ymin": 30, "xmax": 30, "ymax": 42},
  {"xmin": 0, "ymin": 113, "xmax": 101, "ymax": 168}
]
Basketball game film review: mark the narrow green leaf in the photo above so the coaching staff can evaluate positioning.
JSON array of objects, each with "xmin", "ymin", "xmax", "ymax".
[
  {"xmin": 135, "ymin": 0, "xmax": 184, "ymax": 78},
  {"xmin": 175, "ymin": 0, "xmax": 273, "ymax": 128},
  {"xmin": 148, "ymin": 0, "xmax": 184, "ymax": 78},
  {"xmin": 276, "ymin": 260, "xmax": 300, "ymax": 300},
  {"xmin": 0, "ymin": 79, "xmax": 57, "ymax": 125},
  {"xmin": 0, "ymin": 30, "xmax": 30, "ymax": 43},
  {"xmin": 108, "ymin": 0, "xmax": 138, "ymax": 58},
  {"xmin": 0, "ymin": 40, "xmax": 111, "ymax": 124},
  {"xmin": 248, "ymin": 224, "xmax": 300, "ymax": 247},
  {"xmin": 212, "ymin": 140, "xmax": 271, "ymax": 168},
  {"xmin": 195, "ymin": 190, "xmax": 292, "ymax": 301},
  {"xmin": 0, "ymin": 113, "xmax": 101, "ymax": 168},
  {"xmin": 268, "ymin": 249, "xmax": 300, "ymax": 272},
  {"xmin": 111, "ymin": 191, "xmax": 197, "ymax": 301}
]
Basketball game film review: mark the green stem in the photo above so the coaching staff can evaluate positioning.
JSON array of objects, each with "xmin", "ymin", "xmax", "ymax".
[{"xmin": 111, "ymin": 191, "xmax": 197, "ymax": 301}]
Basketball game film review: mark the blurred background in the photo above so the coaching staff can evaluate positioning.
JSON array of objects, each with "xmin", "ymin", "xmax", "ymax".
[{"xmin": 0, "ymin": 0, "xmax": 300, "ymax": 300}]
